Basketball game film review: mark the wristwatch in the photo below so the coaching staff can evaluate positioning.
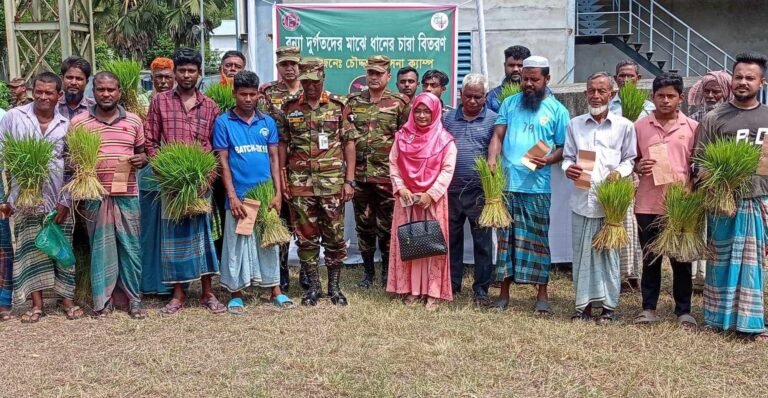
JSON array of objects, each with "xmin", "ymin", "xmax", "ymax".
[{"xmin": 344, "ymin": 180, "xmax": 357, "ymax": 188}]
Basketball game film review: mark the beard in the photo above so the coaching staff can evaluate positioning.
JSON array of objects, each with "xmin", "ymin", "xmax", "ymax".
[
  {"xmin": 98, "ymin": 102, "xmax": 118, "ymax": 112},
  {"xmin": 65, "ymin": 91, "xmax": 84, "ymax": 104},
  {"xmin": 589, "ymin": 105, "xmax": 608, "ymax": 116},
  {"xmin": 522, "ymin": 87, "xmax": 547, "ymax": 111},
  {"xmin": 734, "ymin": 93, "xmax": 756, "ymax": 103}
]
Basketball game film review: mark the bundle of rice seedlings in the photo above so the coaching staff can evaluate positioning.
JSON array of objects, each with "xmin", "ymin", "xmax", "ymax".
[
  {"xmin": 496, "ymin": 82, "xmax": 521, "ymax": 105},
  {"xmin": 695, "ymin": 138, "xmax": 760, "ymax": 217},
  {"xmin": 205, "ymin": 82, "xmax": 236, "ymax": 112},
  {"xmin": 618, "ymin": 82, "xmax": 648, "ymax": 122},
  {"xmin": 1, "ymin": 133, "xmax": 55, "ymax": 209},
  {"xmin": 62, "ymin": 126, "xmax": 106, "ymax": 201},
  {"xmin": 647, "ymin": 183, "xmax": 707, "ymax": 262},
  {"xmin": 150, "ymin": 143, "xmax": 218, "ymax": 221},
  {"xmin": 102, "ymin": 59, "xmax": 145, "ymax": 119},
  {"xmin": 474, "ymin": 156, "xmax": 512, "ymax": 228},
  {"xmin": 244, "ymin": 179, "xmax": 292, "ymax": 247},
  {"xmin": 593, "ymin": 177, "xmax": 635, "ymax": 250}
]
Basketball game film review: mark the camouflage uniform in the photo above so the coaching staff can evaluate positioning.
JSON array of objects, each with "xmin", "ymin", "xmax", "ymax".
[
  {"xmin": 345, "ymin": 55, "xmax": 410, "ymax": 288},
  {"xmin": 258, "ymin": 46, "xmax": 304, "ymax": 291},
  {"xmin": 278, "ymin": 57, "xmax": 358, "ymax": 306}
]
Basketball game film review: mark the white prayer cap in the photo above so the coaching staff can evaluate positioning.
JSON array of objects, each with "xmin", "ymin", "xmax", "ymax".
[{"xmin": 522, "ymin": 56, "xmax": 549, "ymax": 68}]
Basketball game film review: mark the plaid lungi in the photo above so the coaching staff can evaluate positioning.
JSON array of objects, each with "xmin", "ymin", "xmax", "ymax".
[
  {"xmin": 81, "ymin": 197, "xmax": 142, "ymax": 312},
  {"xmin": 0, "ymin": 218, "xmax": 13, "ymax": 307},
  {"xmin": 703, "ymin": 196, "xmax": 768, "ymax": 334},
  {"xmin": 160, "ymin": 196, "xmax": 220, "ymax": 284},
  {"xmin": 11, "ymin": 212, "xmax": 74, "ymax": 305},
  {"xmin": 620, "ymin": 201, "xmax": 642, "ymax": 279},
  {"xmin": 495, "ymin": 192, "xmax": 552, "ymax": 285}
]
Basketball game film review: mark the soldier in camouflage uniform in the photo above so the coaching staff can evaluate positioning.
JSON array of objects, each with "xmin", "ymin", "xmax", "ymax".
[
  {"xmin": 258, "ymin": 46, "xmax": 305, "ymax": 292},
  {"xmin": 345, "ymin": 55, "xmax": 409, "ymax": 288},
  {"xmin": 278, "ymin": 57, "xmax": 358, "ymax": 306}
]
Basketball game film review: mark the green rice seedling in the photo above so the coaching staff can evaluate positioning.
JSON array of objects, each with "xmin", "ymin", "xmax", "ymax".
[
  {"xmin": 62, "ymin": 126, "xmax": 106, "ymax": 201},
  {"xmin": 245, "ymin": 179, "xmax": 292, "ymax": 247},
  {"xmin": 474, "ymin": 156, "xmax": 512, "ymax": 228},
  {"xmin": 102, "ymin": 59, "xmax": 145, "ymax": 119},
  {"xmin": 647, "ymin": 183, "xmax": 708, "ymax": 262},
  {"xmin": 496, "ymin": 82, "xmax": 521, "ymax": 105},
  {"xmin": 695, "ymin": 138, "xmax": 760, "ymax": 216},
  {"xmin": 1, "ymin": 133, "xmax": 55, "ymax": 209},
  {"xmin": 150, "ymin": 143, "xmax": 218, "ymax": 221},
  {"xmin": 618, "ymin": 82, "xmax": 648, "ymax": 122},
  {"xmin": 205, "ymin": 82, "xmax": 236, "ymax": 112},
  {"xmin": 593, "ymin": 176, "xmax": 635, "ymax": 250}
]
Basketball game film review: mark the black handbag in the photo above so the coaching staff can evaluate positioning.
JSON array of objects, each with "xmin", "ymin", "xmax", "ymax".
[{"xmin": 398, "ymin": 205, "xmax": 447, "ymax": 261}]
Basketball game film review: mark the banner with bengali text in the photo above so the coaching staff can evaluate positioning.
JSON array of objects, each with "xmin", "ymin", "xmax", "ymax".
[{"xmin": 274, "ymin": 4, "xmax": 458, "ymax": 105}]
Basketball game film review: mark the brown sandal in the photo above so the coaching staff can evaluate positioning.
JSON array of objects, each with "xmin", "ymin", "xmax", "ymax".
[
  {"xmin": 160, "ymin": 300, "xmax": 184, "ymax": 316},
  {"xmin": 0, "ymin": 310, "xmax": 15, "ymax": 322},
  {"xmin": 21, "ymin": 309, "xmax": 44, "ymax": 323},
  {"xmin": 63, "ymin": 305, "xmax": 84, "ymax": 320}
]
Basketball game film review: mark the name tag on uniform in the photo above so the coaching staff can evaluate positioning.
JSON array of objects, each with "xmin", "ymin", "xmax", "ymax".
[
  {"xmin": 271, "ymin": 98, "xmax": 283, "ymax": 105},
  {"xmin": 288, "ymin": 117, "xmax": 303, "ymax": 124},
  {"xmin": 318, "ymin": 133, "xmax": 329, "ymax": 150},
  {"xmin": 353, "ymin": 107, "xmax": 368, "ymax": 113}
]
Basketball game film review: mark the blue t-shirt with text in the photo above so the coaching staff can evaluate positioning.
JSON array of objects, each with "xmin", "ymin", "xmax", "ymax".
[
  {"xmin": 496, "ymin": 93, "xmax": 569, "ymax": 194},
  {"xmin": 213, "ymin": 110, "xmax": 278, "ymax": 209}
]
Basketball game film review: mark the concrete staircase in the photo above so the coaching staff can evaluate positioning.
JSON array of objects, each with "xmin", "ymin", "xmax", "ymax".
[{"xmin": 575, "ymin": 0, "xmax": 734, "ymax": 77}]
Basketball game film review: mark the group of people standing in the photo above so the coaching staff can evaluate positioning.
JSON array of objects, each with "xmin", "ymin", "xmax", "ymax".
[{"xmin": 0, "ymin": 43, "xmax": 766, "ymax": 342}]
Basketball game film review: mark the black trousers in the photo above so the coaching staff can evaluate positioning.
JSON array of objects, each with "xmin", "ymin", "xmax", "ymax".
[
  {"xmin": 448, "ymin": 189, "xmax": 493, "ymax": 297},
  {"xmin": 636, "ymin": 214, "xmax": 693, "ymax": 316}
]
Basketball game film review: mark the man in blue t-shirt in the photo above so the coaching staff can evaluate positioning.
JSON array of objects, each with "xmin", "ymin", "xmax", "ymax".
[
  {"xmin": 487, "ymin": 56, "xmax": 570, "ymax": 314},
  {"xmin": 213, "ymin": 70, "xmax": 295, "ymax": 314}
]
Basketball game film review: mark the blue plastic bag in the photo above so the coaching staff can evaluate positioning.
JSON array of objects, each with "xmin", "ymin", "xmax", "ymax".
[{"xmin": 34, "ymin": 210, "xmax": 75, "ymax": 268}]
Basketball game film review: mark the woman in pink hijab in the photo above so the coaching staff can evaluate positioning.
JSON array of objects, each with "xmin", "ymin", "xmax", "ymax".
[{"xmin": 387, "ymin": 92, "xmax": 457, "ymax": 310}]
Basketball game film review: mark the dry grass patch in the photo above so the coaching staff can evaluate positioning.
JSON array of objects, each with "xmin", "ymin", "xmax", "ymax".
[{"xmin": 1, "ymin": 266, "xmax": 767, "ymax": 397}]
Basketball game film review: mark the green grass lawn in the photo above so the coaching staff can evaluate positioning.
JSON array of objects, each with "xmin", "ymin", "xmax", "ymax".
[{"xmin": 1, "ymin": 264, "xmax": 767, "ymax": 397}]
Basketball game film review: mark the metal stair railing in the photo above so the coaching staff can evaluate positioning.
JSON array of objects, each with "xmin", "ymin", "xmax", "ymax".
[
  {"xmin": 620, "ymin": 0, "xmax": 735, "ymax": 76},
  {"xmin": 577, "ymin": 0, "xmax": 734, "ymax": 77}
]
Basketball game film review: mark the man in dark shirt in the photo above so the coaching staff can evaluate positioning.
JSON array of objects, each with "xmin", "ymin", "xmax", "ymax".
[
  {"xmin": 693, "ymin": 52, "xmax": 768, "ymax": 340},
  {"xmin": 443, "ymin": 73, "xmax": 497, "ymax": 305}
]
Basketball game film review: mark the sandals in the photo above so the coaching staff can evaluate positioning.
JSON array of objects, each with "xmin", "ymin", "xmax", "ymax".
[
  {"xmin": 534, "ymin": 299, "xmax": 553, "ymax": 316},
  {"xmin": 62, "ymin": 305, "xmax": 84, "ymax": 320},
  {"xmin": 677, "ymin": 314, "xmax": 698, "ymax": 330},
  {"xmin": 571, "ymin": 310, "xmax": 592, "ymax": 322},
  {"xmin": 21, "ymin": 308, "xmax": 44, "ymax": 323},
  {"xmin": 200, "ymin": 297, "xmax": 227, "ymax": 314},
  {"xmin": 0, "ymin": 310, "xmax": 15, "ymax": 322},
  {"xmin": 160, "ymin": 300, "xmax": 184, "ymax": 316},
  {"xmin": 634, "ymin": 310, "xmax": 662, "ymax": 324},
  {"xmin": 227, "ymin": 298, "xmax": 245, "ymax": 315},
  {"xmin": 129, "ymin": 302, "xmax": 148, "ymax": 320},
  {"xmin": 272, "ymin": 294, "xmax": 296, "ymax": 310},
  {"xmin": 597, "ymin": 310, "xmax": 616, "ymax": 325},
  {"xmin": 754, "ymin": 333, "xmax": 768, "ymax": 342}
]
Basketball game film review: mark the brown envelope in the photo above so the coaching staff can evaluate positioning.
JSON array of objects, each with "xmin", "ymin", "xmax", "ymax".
[
  {"xmin": 235, "ymin": 198, "xmax": 261, "ymax": 235},
  {"xmin": 575, "ymin": 150, "xmax": 596, "ymax": 190},
  {"xmin": 521, "ymin": 140, "xmax": 552, "ymax": 171},
  {"xmin": 648, "ymin": 143, "xmax": 676, "ymax": 186},
  {"xmin": 758, "ymin": 141, "xmax": 768, "ymax": 176},
  {"xmin": 111, "ymin": 156, "xmax": 132, "ymax": 194}
]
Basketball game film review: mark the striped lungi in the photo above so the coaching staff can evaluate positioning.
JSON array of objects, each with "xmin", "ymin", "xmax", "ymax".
[
  {"xmin": 160, "ymin": 196, "xmax": 220, "ymax": 284},
  {"xmin": 11, "ymin": 212, "xmax": 74, "ymax": 305},
  {"xmin": 81, "ymin": 197, "xmax": 142, "ymax": 312},
  {"xmin": 495, "ymin": 192, "xmax": 552, "ymax": 285},
  {"xmin": 0, "ymin": 218, "xmax": 13, "ymax": 307},
  {"xmin": 703, "ymin": 196, "xmax": 768, "ymax": 334},
  {"xmin": 620, "ymin": 201, "xmax": 642, "ymax": 280},
  {"xmin": 571, "ymin": 213, "xmax": 620, "ymax": 312}
]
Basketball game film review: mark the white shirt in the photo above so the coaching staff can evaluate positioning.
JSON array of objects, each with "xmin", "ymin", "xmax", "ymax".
[{"xmin": 562, "ymin": 112, "xmax": 637, "ymax": 218}]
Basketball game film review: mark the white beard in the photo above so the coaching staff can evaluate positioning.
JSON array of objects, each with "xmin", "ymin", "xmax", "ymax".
[{"xmin": 589, "ymin": 105, "xmax": 608, "ymax": 116}]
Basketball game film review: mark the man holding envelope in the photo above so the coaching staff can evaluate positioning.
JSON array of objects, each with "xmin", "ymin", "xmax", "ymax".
[
  {"xmin": 632, "ymin": 73, "xmax": 698, "ymax": 328},
  {"xmin": 488, "ymin": 56, "xmax": 570, "ymax": 314},
  {"xmin": 563, "ymin": 72, "xmax": 636, "ymax": 323},
  {"xmin": 214, "ymin": 71, "xmax": 295, "ymax": 314}
]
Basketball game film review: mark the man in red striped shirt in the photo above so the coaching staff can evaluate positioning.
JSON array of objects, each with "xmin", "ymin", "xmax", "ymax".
[
  {"xmin": 70, "ymin": 71, "xmax": 148, "ymax": 319},
  {"xmin": 145, "ymin": 48, "xmax": 225, "ymax": 315}
]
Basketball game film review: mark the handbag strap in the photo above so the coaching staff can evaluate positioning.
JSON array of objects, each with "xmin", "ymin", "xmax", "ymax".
[{"xmin": 406, "ymin": 196, "xmax": 437, "ymax": 223}]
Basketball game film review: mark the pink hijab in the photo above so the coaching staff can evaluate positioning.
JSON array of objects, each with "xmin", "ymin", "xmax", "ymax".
[{"xmin": 395, "ymin": 92, "xmax": 455, "ymax": 193}]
